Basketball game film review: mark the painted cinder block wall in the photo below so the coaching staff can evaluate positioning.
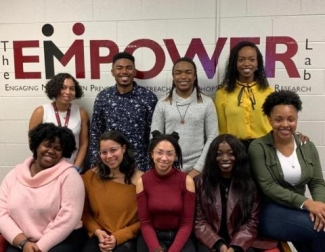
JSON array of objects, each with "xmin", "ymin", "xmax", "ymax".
[{"xmin": 0, "ymin": 0, "xmax": 324, "ymax": 182}]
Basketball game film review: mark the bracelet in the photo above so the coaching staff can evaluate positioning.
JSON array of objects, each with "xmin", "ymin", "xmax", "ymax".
[{"xmin": 17, "ymin": 239, "xmax": 29, "ymax": 249}]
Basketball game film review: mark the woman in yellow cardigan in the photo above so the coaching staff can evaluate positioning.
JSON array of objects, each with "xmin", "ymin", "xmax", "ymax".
[{"xmin": 215, "ymin": 41, "xmax": 273, "ymax": 150}]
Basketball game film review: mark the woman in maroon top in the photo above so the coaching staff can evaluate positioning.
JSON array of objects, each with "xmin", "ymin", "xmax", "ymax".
[{"xmin": 136, "ymin": 131, "xmax": 196, "ymax": 252}]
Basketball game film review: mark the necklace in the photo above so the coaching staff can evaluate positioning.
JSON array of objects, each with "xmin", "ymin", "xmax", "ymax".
[
  {"xmin": 219, "ymin": 181, "xmax": 229, "ymax": 199},
  {"xmin": 277, "ymin": 149, "xmax": 296, "ymax": 169},
  {"xmin": 286, "ymin": 154, "xmax": 295, "ymax": 168},
  {"xmin": 58, "ymin": 111, "xmax": 67, "ymax": 119},
  {"xmin": 175, "ymin": 102, "xmax": 191, "ymax": 124}
]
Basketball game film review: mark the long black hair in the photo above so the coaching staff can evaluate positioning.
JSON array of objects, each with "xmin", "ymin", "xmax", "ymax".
[
  {"xmin": 201, "ymin": 134, "xmax": 256, "ymax": 229},
  {"xmin": 165, "ymin": 57, "xmax": 202, "ymax": 103},
  {"xmin": 148, "ymin": 130, "xmax": 183, "ymax": 170},
  {"xmin": 219, "ymin": 41, "xmax": 269, "ymax": 92},
  {"xmin": 96, "ymin": 130, "xmax": 136, "ymax": 184}
]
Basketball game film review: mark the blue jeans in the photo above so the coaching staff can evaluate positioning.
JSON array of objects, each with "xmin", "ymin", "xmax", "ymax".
[
  {"xmin": 197, "ymin": 242, "xmax": 256, "ymax": 252},
  {"xmin": 259, "ymin": 202, "xmax": 325, "ymax": 252}
]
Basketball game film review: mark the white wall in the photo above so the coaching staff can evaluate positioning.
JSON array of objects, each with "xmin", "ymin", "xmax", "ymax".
[{"xmin": 0, "ymin": 0, "xmax": 324, "ymax": 182}]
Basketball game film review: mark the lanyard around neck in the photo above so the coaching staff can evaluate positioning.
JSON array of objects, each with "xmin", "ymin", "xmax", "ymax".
[{"xmin": 52, "ymin": 103, "xmax": 71, "ymax": 127}]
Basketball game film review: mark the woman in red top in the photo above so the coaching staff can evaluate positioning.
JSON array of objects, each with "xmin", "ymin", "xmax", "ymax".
[{"xmin": 136, "ymin": 131, "xmax": 196, "ymax": 252}]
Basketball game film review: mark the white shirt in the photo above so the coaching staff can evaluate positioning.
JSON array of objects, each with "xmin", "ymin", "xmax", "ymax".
[
  {"xmin": 42, "ymin": 103, "xmax": 81, "ymax": 164},
  {"xmin": 277, "ymin": 140, "xmax": 301, "ymax": 185}
]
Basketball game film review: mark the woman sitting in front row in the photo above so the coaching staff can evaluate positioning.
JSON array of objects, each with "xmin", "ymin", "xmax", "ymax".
[
  {"xmin": 249, "ymin": 90, "xmax": 325, "ymax": 252},
  {"xmin": 136, "ymin": 131, "xmax": 196, "ymax": 252},
  {"xmin": 0, "ymin": 123, "xmax": 86, "ymax": 252},
  {"xmin": 195, "ymin": 134, "xmax": 279, "ymax": 252},
  {"xmin": 82, "ymin": 131, "xmax": 143, "ymax": 252}
]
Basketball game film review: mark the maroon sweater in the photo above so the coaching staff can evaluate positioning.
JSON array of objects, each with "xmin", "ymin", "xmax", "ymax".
[{"xmin": 137, "ymin": 167, "xmax": 195, "ymax": 252}]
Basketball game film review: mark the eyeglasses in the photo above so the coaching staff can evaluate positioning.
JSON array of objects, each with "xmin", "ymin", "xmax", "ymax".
[
  {"xmin": 153, "ymin": 149, "xmax": 176, "ymax": 158},
  {"xmin": 98, "ymin": 146, "xmax": 121, "ymax": 156}
]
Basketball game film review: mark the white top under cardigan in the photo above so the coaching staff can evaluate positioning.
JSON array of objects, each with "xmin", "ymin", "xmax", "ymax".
[{"xmin": 277, "ymin": 139, "xmax": 302, "ymax": 185}]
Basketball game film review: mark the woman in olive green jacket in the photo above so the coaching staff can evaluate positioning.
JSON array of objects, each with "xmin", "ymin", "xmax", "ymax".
[{"xmin": 248, "ymin": 90, "xmax": 325, "ymax": 252}]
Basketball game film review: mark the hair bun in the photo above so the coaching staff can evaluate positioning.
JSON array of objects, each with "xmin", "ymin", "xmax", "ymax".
[
  {"xmin": 151, "ymin": 130, "xmax": 162, "ymax": 139},
  {"xmin": 170, "ymin": 131, "xmax": 180, "ymax": 142}
]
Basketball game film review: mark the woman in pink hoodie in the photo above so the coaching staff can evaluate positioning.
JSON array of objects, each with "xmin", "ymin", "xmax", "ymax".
[{"xmin": 0, "ymin": 123, "xmax": 86, "ymax": 252}]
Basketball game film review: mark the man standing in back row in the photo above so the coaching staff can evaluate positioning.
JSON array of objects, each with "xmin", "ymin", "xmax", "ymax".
[
  {"xmin": 150, "ymin": 57, "xmax": 218, "ymax": 178},
  {"xmin": 89, "ymin": 52, "xmax": 158, "ymax": 171}
]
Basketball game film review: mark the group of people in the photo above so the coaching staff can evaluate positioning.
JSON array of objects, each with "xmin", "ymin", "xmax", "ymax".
[{"xmin": 0, "ymin": 41, "xmax": 324, "ymax": 252}]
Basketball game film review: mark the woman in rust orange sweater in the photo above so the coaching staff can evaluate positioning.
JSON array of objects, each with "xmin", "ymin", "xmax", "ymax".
[{"xmin": 82, "ymin": 131, "xmax": 143, "ymax": 252}]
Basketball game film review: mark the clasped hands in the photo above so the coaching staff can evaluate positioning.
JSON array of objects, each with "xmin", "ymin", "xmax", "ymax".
[
  {"xmin": 219, "ymin": 245, "xmax": 235, "ymax": 252},
  {"xmin": 304, "ymin": 199, "xmax": 325, "ymax": 232},
  {"xmin": 95, "ymin": 229, "xmax": 117, "ymax": 252},
  {"xmin": 13, "ymin": 234, "xmax": 41, "ymax": 252},
  {"xmin": 22, "ymin": 243, "xmax": 41, "ymax": 252}
]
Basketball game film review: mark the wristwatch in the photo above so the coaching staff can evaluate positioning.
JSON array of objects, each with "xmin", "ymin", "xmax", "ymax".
[{"xmin": 17, "ymin": 239, "xmax": 29, "ymax": 249}]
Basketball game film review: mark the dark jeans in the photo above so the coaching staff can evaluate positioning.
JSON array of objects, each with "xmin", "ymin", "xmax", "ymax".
[
  {"xmin": 6, "ymin": 228, "xmax": 87, "ymax": 252},
  {"xmin": 259, "ymin": 202, "xmax": 325, "ymax": 252},
  {"xmin": 197, "ymin": 241, "xmax": 257, "ymax": 252},
  {"xmin": 137, "ymin": 231, "xmax": 196, "ymax": 252},
  {"xmin": 82, "ymin": 235, "xmax": 136, "ymax": 252}
]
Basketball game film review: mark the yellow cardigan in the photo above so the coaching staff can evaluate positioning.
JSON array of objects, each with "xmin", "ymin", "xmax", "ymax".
[{"xmin": 215, "ymin": 81, "xmax": 273, "ymax": 140}]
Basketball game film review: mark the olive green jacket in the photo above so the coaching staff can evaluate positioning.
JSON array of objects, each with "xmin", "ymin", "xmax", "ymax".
[{"xmin": 248, "ymin": 131, "xmax": 325, "ymax": 209}]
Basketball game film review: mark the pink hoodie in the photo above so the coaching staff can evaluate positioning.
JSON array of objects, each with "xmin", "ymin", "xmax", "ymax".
[{"xmin": 0, "ymin": 157, "xmax": 84, "ymax": 252}]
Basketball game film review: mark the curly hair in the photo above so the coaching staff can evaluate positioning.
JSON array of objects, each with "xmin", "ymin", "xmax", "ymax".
[
  {"xmin": 45, "ymin": 73, "xmax": 83, "ymax": 100},
  {"xmin": 262, "ymin": 90, "xmax": 302, "ymax": 117},
  {"xmin": 96, "ymin": 130, "xmax": 136, "ymax": 184},
  {"xmin": 165, "ymin": 57, "xmax": 202, "ymax": 104},
  {"xmin": 29, "ymin": 123, "xmax": 76, "ymax": 159},
  {"xmin": 201, "ymin": 134, "xmax": 256, "ymax": 229},
  {"xmin": 220, "ymin": 41, "xmax": 269, "ymax": 92},
  {"xmin": 148, "ymin": 130, "xmax": 183, "ymax": 170}
]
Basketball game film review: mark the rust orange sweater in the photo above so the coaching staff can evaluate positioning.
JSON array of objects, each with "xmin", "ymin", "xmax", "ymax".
[{"xmin": 82, "ymin": 170, "xmax": 140, "ymax": 245}]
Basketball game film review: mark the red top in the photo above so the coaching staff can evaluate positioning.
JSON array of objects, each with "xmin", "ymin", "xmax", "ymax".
[{"xmin": 137, "ymin": 167, "xmax": 195, "ymax": 252}]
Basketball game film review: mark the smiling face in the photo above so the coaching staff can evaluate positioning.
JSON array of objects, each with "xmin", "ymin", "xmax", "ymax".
[
  {"xmin": 99, "ymin": 139, "xmax": 126, "ymax": 171},
  {"xmin": 56, "ymin": 78, "xmax": 76, "ymax": 105},
  {"xmin": 216, "ymin": 141, "xmax": 236, "ymax": 178},
  {"xmin": 268, "ymin": 104, "xmax": 298, "ymax": 143},
  {"xmin": 35, "ymin": 137, "xmax": 63, "ymax": 169},
  {"xmin": 111, "ymin": 58, "xmax": 136, "ymax": 92},
  {"xmin": 151, "ymin": 140, "xmax": 177, "ymax": 175},
  {"xmin": 172, "ymin": 61, "xmax": 196, "ymax": 97},
  {"xmin": 236, "ymin": 46, "xmax": 258, "ymax": 83}
]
